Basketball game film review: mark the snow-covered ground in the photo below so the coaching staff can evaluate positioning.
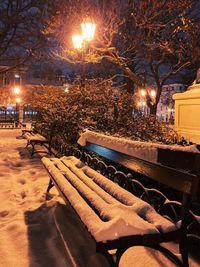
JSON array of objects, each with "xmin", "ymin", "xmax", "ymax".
[
  {"xmin": 0, "ymin": 130, "xmax": 198, "ymax": 267},
  {"xmin": 0, "ymin": 130, "xmax": 72, "ymax": 267}
]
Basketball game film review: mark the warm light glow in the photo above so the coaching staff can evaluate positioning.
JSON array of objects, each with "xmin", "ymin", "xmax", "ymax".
[
  {"xmin": 150, "ymin": 90, "xmax": 156, "ymax": 98},
  {"xmin": 138, "ymin": 102, "xmax": 142, "ymax": 107},
  {"xmin": 72, "ymin": 34, "xmax": 83, "ymax": 49},
  {"xmin": 81, "ymin": 21, "xmax": 96, "ymax": 41},
  {"xmin": 167, "ymin": 108, "xmax": 171, "ymax": 112},
  {"xmin": 140, "ymin": 89, "xmax": 146, "ymax": 97},
  {"xmin": 142, "ymin": 101, "xmax": 146, "ymax": 106},
  {"xmin": 16, "ymin": 97, "xmax": 21, "ymax": 103},
  {"xmin": 65, "ymin": 88, "xmax": 69, "ymax": 93},
  {"xmin": 13, "ymin": 87, "xmax": 20, "ymax": 95}
]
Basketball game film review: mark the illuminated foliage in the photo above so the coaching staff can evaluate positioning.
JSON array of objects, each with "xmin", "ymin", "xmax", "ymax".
[
  {"xmin": 25, "ymin": 81, "xmax": 178, "ymax": 145},
  {"xmin": 48, "ymin": 0, "xmax": 200, "ymax": 114}
]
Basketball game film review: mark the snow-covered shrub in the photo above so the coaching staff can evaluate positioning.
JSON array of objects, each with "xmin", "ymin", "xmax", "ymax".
[
  {"xmin": 126, "ymin": 115, "xmax": 179, "ymax": 144},
  {"xmin": 26, "ymin": 80, "xmax": 179, "ymax": 145},
  {"xmin": 26, "ymin": 81, "xmax": 133, "ymax": 144}
]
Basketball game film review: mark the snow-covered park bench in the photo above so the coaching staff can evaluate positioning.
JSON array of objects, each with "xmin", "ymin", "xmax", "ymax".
[
  {"xmin": 0, "ymin": 119, "xmax": 15, "ymax": 129},
  {"xmin": 24, "ymin": 131, "xmax": 51, "ymax": 156},
  {"xmin": 42, "ymin": 131, "xmax": 200, "ymax": 266}
]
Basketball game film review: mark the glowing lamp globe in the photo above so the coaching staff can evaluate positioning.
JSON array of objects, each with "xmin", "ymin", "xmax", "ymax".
[
  {"xmin": 140, "ymin": 89, "xmax": 146, "ymax": 97},
  {"xmin": 14, "ymin": 87, "xmax": 20, "ymax": 95},
  {"xmin": 16, "ymin": 97, "xmax": 21, "ymax": 103},
  {"xmin": 81, "ymin": 21, "xmax": 96, "ymax": 41},
  {"xmin": 150, "ymin": 90, "xmax": 156, "ymax": 97},
  {"xmin": 72, "ymin": 34, "xmax": 83, "ymax": 49},
  {"xmin": 142, "ymin": 101, "xmax": 146, "ymax": 106}
]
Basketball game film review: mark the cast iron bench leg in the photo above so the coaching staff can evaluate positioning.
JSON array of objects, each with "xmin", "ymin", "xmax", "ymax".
[
  {"xmin": 30, "ymin": 142, "xmax": 35, "ymax": 157},
  {"xmin": 179, "ymin": 194, "xmax": 190, "ymax": 267},
  {"xmin": 47, "ymin": 179, "xmax": 54, "ymax": 193},
  {"xmin": 26, "ymin": 140, "xmax": 30, "ymax": 147},
  {"xmin": 97, "ymin": 247, "xmax": 116, "ymax": 267}
]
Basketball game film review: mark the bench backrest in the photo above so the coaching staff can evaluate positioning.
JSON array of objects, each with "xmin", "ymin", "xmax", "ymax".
[{"xmin": 83, "ymin": 142, "xmax": 200, "ymax": 199}]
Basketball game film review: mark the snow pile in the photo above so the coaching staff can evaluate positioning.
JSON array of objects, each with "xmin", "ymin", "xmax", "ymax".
[
  {"xmin": 42, "ymin": 156, "xmax": 178, "ymax": 242},
  {"xmin": 78, "ymin": 130, "xmax": 199, "ymax": 163}
]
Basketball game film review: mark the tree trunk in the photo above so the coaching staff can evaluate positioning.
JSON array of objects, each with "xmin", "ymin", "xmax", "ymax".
[{"xmin": 149, "ymin": 104, "xmax": 157, "ymax": 115}]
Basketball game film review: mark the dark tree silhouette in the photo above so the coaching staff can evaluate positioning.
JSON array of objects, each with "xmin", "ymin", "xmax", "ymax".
[{"xmin": 0, "ymin": 0, "xmax": 59, "ymax": 73}]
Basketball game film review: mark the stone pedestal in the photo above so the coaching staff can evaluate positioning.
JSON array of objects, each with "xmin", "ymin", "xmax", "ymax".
[{"xmin": 173, "ymin": 84, "xmax": 200, "ymax": 144}]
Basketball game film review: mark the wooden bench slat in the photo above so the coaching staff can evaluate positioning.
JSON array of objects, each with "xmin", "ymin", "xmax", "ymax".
[{"xmin": 42, "ymin": 156, "xmax": 179, "ymax": 243}]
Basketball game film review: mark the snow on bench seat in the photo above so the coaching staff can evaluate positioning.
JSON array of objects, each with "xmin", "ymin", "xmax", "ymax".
[
  {"xmin": 24, "ymin": 132, "xmax": 48, "ymax": 142},
  {"xmin": 42, "ymin": 156, "xmax": 178, "ymax": 242}
]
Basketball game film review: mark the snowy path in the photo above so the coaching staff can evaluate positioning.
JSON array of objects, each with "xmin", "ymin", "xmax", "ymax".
[{"xmin": 0, "ymin": 130, "xmax": 72, "ymax": 267}]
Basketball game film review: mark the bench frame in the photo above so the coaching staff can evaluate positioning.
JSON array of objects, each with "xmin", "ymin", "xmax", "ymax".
[
  {"xmin": 45, "ymin": 142, "xmax": 200, "ymax": 267},
  {"xmin": 46, "ymin": 169, "xmax": 179, "ymax": 266}
]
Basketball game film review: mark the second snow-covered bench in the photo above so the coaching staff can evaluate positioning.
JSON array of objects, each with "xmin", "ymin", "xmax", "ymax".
[
  {"xmin": 42, "ymin": 155, "xmax": 183, "ymax": 266},
  {"xmin": 24, "ymin": 132, "xmax": 51, "ymax": 156}
]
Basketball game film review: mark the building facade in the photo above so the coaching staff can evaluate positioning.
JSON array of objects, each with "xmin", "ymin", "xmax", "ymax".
[{"xmin": 157, "ymin": 83, "xmax": 187, "ymax": 122}]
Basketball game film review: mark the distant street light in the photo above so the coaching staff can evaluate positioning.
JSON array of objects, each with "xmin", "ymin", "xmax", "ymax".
[
  {"xmin": 150, "ymin": 89, "xmax": 156, "ymax": 98},
  {"xmin": 13, "ymin": 86, "xmax": 21, "ymax": 127},
  {"xmin": 138, "ymin": 88, "xmax": 157, "ymax": 116},
  {"xmin": 13, "ymin": 86, "xmax": 20, "ymax": 95},
  {"xmin": 16, "ymin": 97, "xmax": 21, "ymax": 104},
  {"xmin": 140, "ymin": 89, "xmax": 146, "ymax": 97},
  {"xmin": 142, "ymin": 101, "xmax": 146, "ymax": 106}
]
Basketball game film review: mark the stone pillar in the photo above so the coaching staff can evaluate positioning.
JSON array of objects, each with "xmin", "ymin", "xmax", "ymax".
[{"xmin": 173, "ymin": 81, "xmax": 200, "ymax": 144}]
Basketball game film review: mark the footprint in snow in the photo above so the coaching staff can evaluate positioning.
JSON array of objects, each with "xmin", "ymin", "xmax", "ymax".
[
  {"xmin": 18, "ymin": 178, "xmax": 26, "ymax": 185},
  {"xmin": 0, "ymin": 210, "xmax": 9, "ymax": 217},
  {"xmin": 21, "ymin": 191, "xmax": 27, "ymax": 199}
]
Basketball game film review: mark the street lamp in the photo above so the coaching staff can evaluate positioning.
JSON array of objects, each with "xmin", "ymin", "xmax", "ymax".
[
  {"xmin": 81, "ymin": 19, "xmax": 96, "ymax": 42},
  {"xmin": 15, "ymin": 97, "xmax": 21, "ymax": 127},
  {"xmin": 13, "ymin": 86, "xmax": 21, "ymax": 126},
  {"xmin": 16, "ymin": 97, "xmax": 21, "ymax": 104},
  {"xmin": 72, "ymin": 18, "xmax": 96, "ymax": 83},
  {"xmin": 150, "ymin": 89, "xmax": 156, "ymax": 98},
  {"xmin": 138, "ymin": 88, "xmax": 157, "ymax": 115},
  {"xmin": 140, "ymin": 89, "xmax": 146, "ymax": 97},
  {"xmin": 72, "ymin": 34, "xmax": 83, "ymax": 49},
  {"xmin": 13, "ymin": 86, "xmax": 20, "ymax": 95}
]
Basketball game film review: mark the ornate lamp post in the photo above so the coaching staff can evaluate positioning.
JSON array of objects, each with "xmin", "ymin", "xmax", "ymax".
[{"xmin": 13, "ymin": 86, "xmax": 21, "ymax": 127}]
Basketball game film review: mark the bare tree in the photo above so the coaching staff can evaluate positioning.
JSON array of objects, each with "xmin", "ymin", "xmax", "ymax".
[
  {"xmin": 0, "ymin": 0, "xmax": 58, "ymax": 74},
  {"xmin": 134, "ymin": 1, "xmax": 200, "ymax": 114},
  {"xmin": 49, "ymin": 0, "xmax": 200, "ymax": 114}
]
